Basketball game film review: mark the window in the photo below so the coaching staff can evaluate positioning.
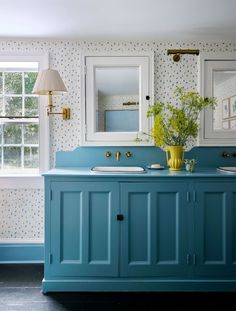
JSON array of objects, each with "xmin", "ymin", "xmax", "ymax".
[{"xmin": 0, "ymin": 54, "xmax": 49, "ymax": 187}]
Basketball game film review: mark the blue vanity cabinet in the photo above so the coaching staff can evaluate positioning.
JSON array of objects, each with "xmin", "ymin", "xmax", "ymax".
[
  {"xmin": 43, "ymin": 170, "xmax": 236, "ymax": 292},
  {"xmin": 120, "ymin": 182, "xmax": 190, "ymax": 277},
  {"xmin": 46, "ymin": 180, "xmax": 119, "ymax": 277},
  {"xmin": 193, "ymin": 181, "xmax": 236, "ymax": 278}
]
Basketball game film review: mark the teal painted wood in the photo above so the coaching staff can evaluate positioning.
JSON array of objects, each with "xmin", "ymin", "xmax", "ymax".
[
  {"xmin": 194, "ymin": 182, "xmax": 236, "ymax": 278},
  {"xmin": 120, "ymin": 182, "xmax": 189, "ymax": 277},
  {"xmin": 46, "ymin": 181, "xmax": 119, "ymax": 277},
  {"xmin": 233, "ymin": 191, "xmax": 236, "ymax": 266},
  {"xmin": 55, "ymin": 146, "xmax": 236, "ymax": 169},
  {"xmin": 44, "ymin": 167, "xmax": 236, "ymax": 179},
  {"xmin": 0, "ymin": 244, "xmax": 44, "ymax": 263},
  {"xmin": 42, "ymin": 279, "xmax": 236, "ymax": 293},
  {"xmin": 43, "ymin": 174, "xmax": 236, "ymax": 292}
]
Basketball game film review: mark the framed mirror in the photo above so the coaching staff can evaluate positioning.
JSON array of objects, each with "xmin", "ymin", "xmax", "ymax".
[
  {"xmin": 81, "ymin": 53, "xmax": 154, "ymax": 146},
  {"xmin": 199, "ymin": 53, "xmax": 236, "ymax": 146}
]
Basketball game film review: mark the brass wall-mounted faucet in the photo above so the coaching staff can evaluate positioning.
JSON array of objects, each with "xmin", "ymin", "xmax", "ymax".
[{"xmin": 115, "ymin": 151, "xmax": 121, "ymax": 161}]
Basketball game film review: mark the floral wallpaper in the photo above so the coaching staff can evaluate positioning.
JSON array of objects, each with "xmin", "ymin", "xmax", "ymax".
[{"xmin": 0, "ymin": 39, "xmax": 236, "ymax": 243}]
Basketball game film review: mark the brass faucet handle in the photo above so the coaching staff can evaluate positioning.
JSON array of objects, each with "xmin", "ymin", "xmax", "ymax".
[
  {"xmin": 125, "ymin": 151, "xmax": 132, "ymax": 158},
  {"xmin": 105, "ymin": 151, "xmax": 112, "ymax": 158}
]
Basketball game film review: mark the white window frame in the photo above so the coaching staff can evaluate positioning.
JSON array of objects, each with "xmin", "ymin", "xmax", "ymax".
[{"xmin": 0, "ymin": 53, "xmax": 49, "ymax": 188}]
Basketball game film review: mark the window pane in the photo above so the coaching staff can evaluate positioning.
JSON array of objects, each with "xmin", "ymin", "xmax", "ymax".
[
  {"xmin": 3, "ymin": 124, "xmax": 22, "ymax": 144},
  {"xmin": 5, "ymin": 97, "xmax": 22, "ymax": 116},
  {"xmin": 3, "ymin": 146, "xmax": 21, "ymax": 168},
  {"xmin": 24, "ymin": 124, "xmax": 39, "ymax": 144},
  {"xmin": 24, "ymin": 147, "xmax": 38, "ymax": 168},
  {"xmin": 24, "ymin": 72, "xmax": 37, "ymax": 94},
  {"xmin": 0, "ymin": 72, "xmax": 2, "ymax": 94},
  {"xmin": 25, "ymin": 97, "xmax": 38, "ymax": 117},
  {"xmin": 5, "ymin": 72, "xmax": 22, "ymax": 94}
]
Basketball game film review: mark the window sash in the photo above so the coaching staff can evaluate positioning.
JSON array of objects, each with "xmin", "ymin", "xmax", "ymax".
[{"xmin": 0, "ymin": 53, "xmax": 49, "ymax": 184}]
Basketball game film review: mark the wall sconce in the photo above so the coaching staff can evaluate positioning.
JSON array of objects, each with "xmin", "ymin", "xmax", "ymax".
[
  {"xmin": 33, "ymin": 69, "xmax": 70, "ymax": 120},
  {"xmin": 167, "ymin": 49, "xmax": 200, "ymax": 62}
]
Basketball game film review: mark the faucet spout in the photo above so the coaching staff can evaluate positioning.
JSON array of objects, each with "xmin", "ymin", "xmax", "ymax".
[{"xmin": 115, "ymin": 151, "xmax": 121, "ymax": 161}]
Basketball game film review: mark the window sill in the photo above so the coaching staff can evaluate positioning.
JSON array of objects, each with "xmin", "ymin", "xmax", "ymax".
[{"xmin": 0, "ymin": 175, "xmax": 43, "ymax": 189}]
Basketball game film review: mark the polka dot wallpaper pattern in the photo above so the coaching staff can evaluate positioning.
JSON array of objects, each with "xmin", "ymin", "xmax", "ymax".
[
  {"xmin": 0, "ymin": 39, "xmax": 236, "ymax": 242},
  {"xmin": 0, "ymin": 189, "xmax": 44, "ymax": 242}
]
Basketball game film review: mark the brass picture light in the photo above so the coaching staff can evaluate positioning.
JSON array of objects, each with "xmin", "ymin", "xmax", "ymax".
[
  {"xmin": 167, "ymin": 49, "xmax": 200, "ymax": 62},
  {"xmin": 33, "ymin": 69, "xmax": 70, "ymax": 120}
]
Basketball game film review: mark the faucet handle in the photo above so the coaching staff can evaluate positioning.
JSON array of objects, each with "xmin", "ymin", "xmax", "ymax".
[
  {"xmin": 105, "ymin": 151, "xmax": 112, "ymax": 158},
  {"xmin": 222, "ymin": 152, "xmax": 230, "ymax": 158},
  {"xmin": 125, "ymin": 151, "xmax": 132, "ymax": 158}
]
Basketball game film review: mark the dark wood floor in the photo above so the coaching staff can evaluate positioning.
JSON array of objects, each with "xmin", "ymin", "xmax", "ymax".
[{"xmin": 0, "ymin": 264, "xmax": 235, "ymax": 311}]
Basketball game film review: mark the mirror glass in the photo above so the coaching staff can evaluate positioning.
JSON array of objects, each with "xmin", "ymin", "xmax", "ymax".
[
  {"xmin": 200, "ymin": 55, "xmax": 236, "ymax": 146},
  {"xmin": 95, "ymin": 67, "xmax": 139, "ymax": 132},
  {"xmin": 213, "ymin": 71, "xmax": 236, "ymax": 131}
]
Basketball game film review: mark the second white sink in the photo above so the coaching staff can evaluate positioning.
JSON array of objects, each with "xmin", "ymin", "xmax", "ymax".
[
  {"xmin": 91, "ymin": 166, "xmax": 145, "ymax": 173},
  {"xmin": 218, "ymin": 167, "xmax": 236, "ymax": 173}
]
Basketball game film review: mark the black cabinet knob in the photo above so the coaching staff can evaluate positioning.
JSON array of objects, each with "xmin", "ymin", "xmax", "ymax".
[{"xmin": 116, "ymin": 214, "xmax": 124, "ymax": 221}]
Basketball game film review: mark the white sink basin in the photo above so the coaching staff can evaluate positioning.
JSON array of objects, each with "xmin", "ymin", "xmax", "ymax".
[
  {"xmin": 91, "ymin": 166, "xmax": 146, "ymax": 173},
  {"xmin": 218, "ymin": 167, "xmax": 236, "ymax": 173}
]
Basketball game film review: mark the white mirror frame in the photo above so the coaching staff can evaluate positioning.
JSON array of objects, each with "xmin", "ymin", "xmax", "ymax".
[
  {"xmin": 199, "ymin": 52, "xmax": 236, "ymax": 146},
  {"xmin": 80, "ymin": 52, "xmax": 154, "ymax": 146}
]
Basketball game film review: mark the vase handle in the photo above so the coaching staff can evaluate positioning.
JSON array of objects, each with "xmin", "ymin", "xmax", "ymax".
[
  {"xmin": 181, "ymin": 148, "xmax": 184, "ymax": 162},
  {"xmin": 166, "ymin": 147, "xmax": 170, "ymax": 166}
]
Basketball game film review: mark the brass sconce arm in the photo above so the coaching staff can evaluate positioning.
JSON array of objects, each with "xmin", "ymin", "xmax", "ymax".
[
  {"xmin": 167, "ymin": 49, "xmax": 200, "ymax": 62},
  {"xmin": 47, "ymin": 92, "xmax": 70, "ymax": 120}
]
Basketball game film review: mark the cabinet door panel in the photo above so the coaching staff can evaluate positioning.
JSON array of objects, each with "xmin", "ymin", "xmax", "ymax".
[
  {"xmin": 233, "ymin": 192, "xmax": 236, "ymax": 266},
  {"xmin": 87, "ymin": 191, "xmax": 112, "ymax": 263},
  {"xmin": 157, "ymin": 192, "xmax": 180, "ymax": 264},
  {"xmin": 194, "ymin": 182, "xmax": 236, "ymax": 277},
  {"xmin": 128, "ymin": 192, "xmax": 150, "ymax": 264},
  {"xmin": 60, "ymin": 191, "xmax": 82, "ymax": 263},
  {"xmin": 48, "ymin": 181, "xmax": 119, "ymax": 277},
  {"xmin": 120, "ymin": 182, "xmax": 189, "ymax": 277}
]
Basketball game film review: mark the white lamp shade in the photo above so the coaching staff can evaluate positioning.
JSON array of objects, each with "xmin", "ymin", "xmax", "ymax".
[{"xmin": 32, "ymin": 69, "xmax": 67, "ymax": 95}]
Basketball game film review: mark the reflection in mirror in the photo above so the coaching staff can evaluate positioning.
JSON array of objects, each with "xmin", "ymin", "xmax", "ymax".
[
  {"xmin": 213, "ymin": 71, "xmax": 236, "ymax": 131},
  {"xmin": 95, "ymin": 67, "xmax": 139, "ymax": 132}
]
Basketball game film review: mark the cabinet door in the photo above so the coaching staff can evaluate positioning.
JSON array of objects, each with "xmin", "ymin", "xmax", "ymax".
[
  {"xmin": 120, "ymin": 182, "xmax": 189, "ymax": 277},
  {"xmin": 194, "ymin": 181, "xmax": 236, "ymax": 278},
  {"xmin": 47, "ymin": 181, "xmax": 119, "ymax": 277}
]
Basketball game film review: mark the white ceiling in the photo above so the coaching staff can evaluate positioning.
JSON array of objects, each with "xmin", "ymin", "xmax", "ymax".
[{"xmin": 1, "ymin": 0, "xmax": 236, "ymax": 40}]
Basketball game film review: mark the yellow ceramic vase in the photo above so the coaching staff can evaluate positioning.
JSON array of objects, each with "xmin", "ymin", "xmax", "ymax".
[{"xmin": 166, "ymin": 146, "xmax": 184, "ymax": 171}]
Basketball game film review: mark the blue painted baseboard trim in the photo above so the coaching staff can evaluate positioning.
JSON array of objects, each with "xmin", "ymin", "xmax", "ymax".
[
  {"xmin": 42, "ymin": 279, "xmax": 236, "ymax": 293},
  {"xmin": 0, "ymin": 244, "xmax": 44, "ymax": 263}
]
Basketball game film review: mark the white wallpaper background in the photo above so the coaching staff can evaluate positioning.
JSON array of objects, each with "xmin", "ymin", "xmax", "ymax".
[{"xmin": 0, "ymin": 39, "xmax": 236, "ymax": 243}]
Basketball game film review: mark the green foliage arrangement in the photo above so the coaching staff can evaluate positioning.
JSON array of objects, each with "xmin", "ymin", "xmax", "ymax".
[{"xmin": 146, "ymin": 87, "xmax": 217, "ymax": 147}]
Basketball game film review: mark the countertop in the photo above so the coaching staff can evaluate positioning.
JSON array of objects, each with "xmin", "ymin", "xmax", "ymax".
[{"xmin": 43, "ymin": 167, "xmax": 236, "ymax": 178}]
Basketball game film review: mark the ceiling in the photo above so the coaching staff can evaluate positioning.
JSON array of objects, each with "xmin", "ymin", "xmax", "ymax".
[{"xmin": 1, "ymin": 0, "xmax": 236, "ymax": 40}]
